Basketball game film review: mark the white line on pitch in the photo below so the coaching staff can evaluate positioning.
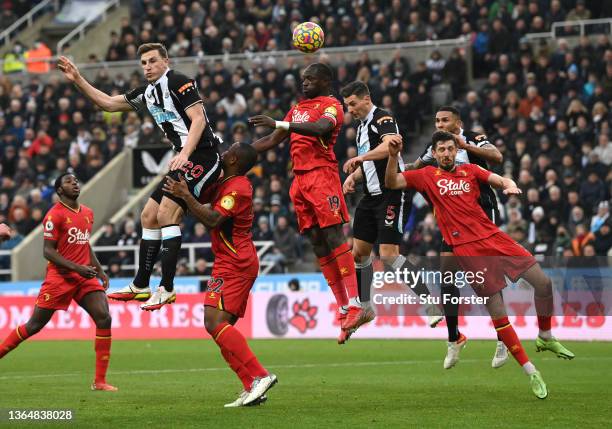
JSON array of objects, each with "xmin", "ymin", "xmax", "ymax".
[{"xmin": 0, "ymin": 356, "xmax": 609, "ymax": 381}]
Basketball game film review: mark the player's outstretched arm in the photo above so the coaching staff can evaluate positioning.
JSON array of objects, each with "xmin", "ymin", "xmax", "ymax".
[
  {"xmin": 163, "ymin": 175, "xmax": 228, "ymax": 229},
  {"xmin": 385, "ymin": 140, "xmax": 407, "ymax": 190},
  {"xmin": 487, "ymin": 173, "xmax": 522, "ymax": 195},
  {"xmin": 251, "ymin": 128, "xmax": 289, "ymax": 153},
  {"xmin": 57, "ymin": 56, "xmax": 133, "ymax": 112},
  {"xmin": 43, "ymin": 240, "xmax": 97, "ymax": 278},
  {"xmin": 249, "ymin": 114, "xmax": 333, "ymax": 137},
  {"xmin": 343, "ymin": 168, "xmax": 363, "ymax": 194},
  {"xmin": 343, "ymin": 134, "xmax": 402, "ymax": 173},
  {"xmin": 89, "ymin": 247, "xmax": 109, "ymax": 289}
]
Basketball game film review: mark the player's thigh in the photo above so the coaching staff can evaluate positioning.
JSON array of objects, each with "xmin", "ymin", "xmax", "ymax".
[
  {"xmin": 204, "ymin": 273, "xmax": 253, "ymax": 322},
  {"xmin": 353, "ymin": 203, "xmax": 377, "ymax": 245},
  {"xmin": 77, "ymin": 290, "xmax": 111, "ymax": 326},
  {"xmin": 157, "ymin": 196, "xmax": 185, "ymax": 225},
  {"xmin": 142, "ymin": 193, "xmax": 161, "ymax": 228},
  {"xmin": 320, "ymin": 223, "xmax": 347, "ymax": 251},
  {"xmin": 376, "ymin": 190, "xmax": 408, "ymax": 247},
  {"xmin": 306, "ymin": 169, "xmax": 350, "ymax": 231}
]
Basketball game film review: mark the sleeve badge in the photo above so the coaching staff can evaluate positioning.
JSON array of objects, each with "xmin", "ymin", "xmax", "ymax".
[{"xmin": 220, "ymin": 195, "xmax": 235, "ymax": 210}]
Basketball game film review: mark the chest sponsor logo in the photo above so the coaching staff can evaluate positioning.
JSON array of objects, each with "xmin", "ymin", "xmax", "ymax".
[
  {"xmin": 149, "ymin": 104, "xmax": 177, "ymax": 124},
  {"xmin": 292, "ymin": 110, "xmax": 311, "ymax": 123},
  {"xmin": 67, "ymin": 227, "xmax": 90, "ymax": 244},
  {"xmin": 437, "ymin": 178, "xmax": 471, "ymax": 196}
]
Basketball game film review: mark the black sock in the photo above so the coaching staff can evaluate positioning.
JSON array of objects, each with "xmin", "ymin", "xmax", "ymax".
[
  {"xmin": 355, "ymin": 256, "xmax": 373, "ymax": 303},
  {"xmin": 384, "ymin": 255, "xmax": 432, "ymax": 299},
  {"xmin": 442, "ymin": 283, "xmax": 460, "ymax": 342},
  {"xmin": 160, "ymin": 224, "xmax": 182, "ymax": 292},
  {"xmin": 133, "ymin": 238, "xmax": 161, "ymax": 288}
]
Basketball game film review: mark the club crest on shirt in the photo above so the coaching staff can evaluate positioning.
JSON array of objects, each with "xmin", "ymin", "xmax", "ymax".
[{"xmin": 220, "ymin": 195, "xmax": 235, "ymax": 210}]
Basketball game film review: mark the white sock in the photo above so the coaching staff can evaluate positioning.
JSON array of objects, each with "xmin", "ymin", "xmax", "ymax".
[
  {"xmin": 522, "ymin": 361, "xmax": 537, "ymax": 376},
  {"xmin": 538, "ymin": 330, "xmax": 552, "ymax": 340},
  {"xmin": 338, "ymin": 305, "xmax": 348, "ymax": 315},
  {"xmin": 349, "ymin": 297, "xmax": 361, "ymax": 308}
]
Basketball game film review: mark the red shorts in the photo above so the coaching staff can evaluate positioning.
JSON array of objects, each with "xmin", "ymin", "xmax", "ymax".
[
  {"xmin": 204, "ymin": 271, "xmax": 256, "ymax": 318},
  {"xmin": 36, "ymin": 273, "xmax": 105, "ymax": 311},
  {"xmin": 290, "ymin": 166, "xmax": 350, "ymax": 233},
  {"xmin": 452, "ymin": 232, "xmax": 537, "ymax": 297}
]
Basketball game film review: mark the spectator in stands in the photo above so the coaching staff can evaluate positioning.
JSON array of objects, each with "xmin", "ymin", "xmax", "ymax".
[{"xmin": 273, "ymin": 215, "xmax": 300, "ymax": 268}]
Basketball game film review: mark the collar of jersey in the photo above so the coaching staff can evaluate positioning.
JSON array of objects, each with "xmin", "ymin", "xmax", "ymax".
[
  {"xmin": 150, "ymin": 68, "xmax": 170, "ymax": 86},
  {"xmin": 59, "ymin": 200, "xmax": 81, "ymax": 213},
  {"xmin": 361, "ymin": 104, "xmax": 377, "ymax": 124}
]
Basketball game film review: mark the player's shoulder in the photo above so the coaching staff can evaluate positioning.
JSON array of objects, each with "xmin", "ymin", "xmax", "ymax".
[
  {"xmin": 46, "ymin": 202, "xmax": 65, "ymax": 216},
  {"xmin": 167, "ymin": 69, "xmax": 196, "ymax": 92},
  {"xmin": 373, "ymin": 107, "xmax": 396, "ymax": 123},
  {"xmin": 464, "ymin": 130, "xmax": 489, "ymax": 144},
  {"xmin": 80, "ymin": 204, "xmax": 94, "ymax": 216},
  {"xmin": 167, "ymin": 69, "xmax": 193, "ymax": 84}
]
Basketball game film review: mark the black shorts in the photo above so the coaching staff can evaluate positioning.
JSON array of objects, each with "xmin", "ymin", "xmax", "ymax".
[
  {"xmin": 353, "ymin": 190, "xmax": 411, "ymax": 245},
  {"xmin": 150, "ymin": 147, "xmax": 222, "ymax": 211},
  {"xmin": 440, "ymin": 204, "xmax": 499, "ymax": 252}
]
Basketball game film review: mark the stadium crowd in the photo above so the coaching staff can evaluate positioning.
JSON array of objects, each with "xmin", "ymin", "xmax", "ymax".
[{"xmin": 0, "ymin": 1, "xmax": 611, "ymax": 279}]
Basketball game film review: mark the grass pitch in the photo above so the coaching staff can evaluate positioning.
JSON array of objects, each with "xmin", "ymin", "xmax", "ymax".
[{"xmin": 0, "ymin": 339, "xmax": 610, "ymax": 428}]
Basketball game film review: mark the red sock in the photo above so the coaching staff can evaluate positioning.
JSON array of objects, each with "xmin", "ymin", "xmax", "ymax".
[
  {"xmin": 319, "ymin": 253, "xmax": 348, "ymax": 307},
  {"xmin": 212, "ymin": 323, "xmax": 267, "ymax": 379},
  {"xmin": 220, "ymin": 347, "xmax": 254, "ymax": 391},
  {"xmin": 95, "ymin": 328, "xmax": 112, "ymax": 384},
  {"xmin": 493, "ymin": 317, "xmax": 529, "ymax": 366},
  {"xmin": 534, "ymin": 295, "xmax": 553, "ymax": 331},
  {"xmin": 0, "ymin": 325, "xmax": 30, "ymax": 359},
  {"xmin": 333, "ymin": 243, "xmax": 359, "ymax": 300}
]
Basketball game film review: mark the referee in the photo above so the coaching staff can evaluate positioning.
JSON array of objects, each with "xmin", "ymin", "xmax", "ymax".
[{"xmin": 340, "ymin": 81, "xmax": 442, "ymax": 343}]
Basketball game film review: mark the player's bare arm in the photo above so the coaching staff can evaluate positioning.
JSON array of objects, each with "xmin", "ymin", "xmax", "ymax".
[
  {"xmin": 487, "ymin": 173, "xmax": 522, "ymax": 195},
  {"xmin": 455, "ymin": 135, "xmax": 503, "ymax": 165},
  {"xmin": 250, "ymin": 126, "xmax": 289, "ymax": 153},
  {"xmin": 163, "ymin": 175, "xmax": 227, "ymax": 229},
  {"xmin": 57, "ymin": 56, "xmax": 133, "ymax": 112},
  {"xmin": 343, "ymin": 134, "xmax": 402, "ymax": 173},
  {"xmin": 168, "ymin": 103, "xmax": 206, "ymax": 171},
  {"xmin": 342, "ymin": 168, "xmax": 363, "ymax": 194},
  {"xmin": 385, "ymin": 140, "xmax": 408, "ymax": 189},
  {"xmin": 43, "ymin": 239, "xmax": 97, "ymax": 279},
  {"xmin": 249, "ymin": 114, "xmax": 333, "ymax": 137},
  {"xmin": 0, "ymin": 223, "xmax": 11, "ymax": 241},
  {"xmin": 89, "ymin": 247, "xmax": 109, "ymax": 289},
  {"xmin": 404, "ymin": 157, "xmax": 426, "ymax": 171}
]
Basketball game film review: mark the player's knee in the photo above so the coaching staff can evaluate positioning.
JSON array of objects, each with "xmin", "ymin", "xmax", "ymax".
[
  {"xmin": 204, "ymin": 317, "xmax": 219, "ymax": 335},
  {"xmin": 141, "ymin": 207, "xmax": 158, "ymax": 228},
  {"xmin": 25, "ymin": 320, "xmax": 45, "ymax": 335},
  {"xmin": 95, "ymin": 313, "xmax": 112, "ymax": 329}
]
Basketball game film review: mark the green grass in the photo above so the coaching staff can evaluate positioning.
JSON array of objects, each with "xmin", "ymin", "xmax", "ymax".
[{"xmin": 0, "ymin": 339, "xmax": 610, "ymax": 428}]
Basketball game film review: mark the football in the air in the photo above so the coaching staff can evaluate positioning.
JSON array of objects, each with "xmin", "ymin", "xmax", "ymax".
[{"xmin": 292, "ymin": 22, "xmax": 325, "ymax": 53}]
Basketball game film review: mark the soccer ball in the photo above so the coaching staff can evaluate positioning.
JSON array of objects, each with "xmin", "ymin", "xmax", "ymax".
[{"xmin": 292, "ymin": 22, "xmax": 325, "ymax": 53}]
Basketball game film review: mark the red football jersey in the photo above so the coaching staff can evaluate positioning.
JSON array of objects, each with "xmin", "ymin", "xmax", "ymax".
[
  {"xmin": 284, "ymin": 95, "xmax": 344, "ymax": 172},
  {"xmin": 401, "ymin": 164, "xmax": 499, "ymax": 246},
  {"xmin": 43, "ymin": 202, "xmax": 94, "ymax": 275},
  {"xmin": 210, "ymin": 176, "xmax": 259, "ymax": 277}
]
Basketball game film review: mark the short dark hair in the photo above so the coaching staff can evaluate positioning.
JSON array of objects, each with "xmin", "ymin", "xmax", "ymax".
[
  {"xmin": 340, "ymin": 81, "xmax": 370, "ymax": 98},
  {"xmin": 436, "ymin": 105, "xmax": 460, "ymax": 118},
  {"xmin": 54, "ymin": 172, "xmax": 74, "ymax": 192},
  {"xmin": 137, "ymin": 43, "xmax": 168, "ymax": 59},
  {"xmin": 431, "ymin": 130, "xmax": 456, "ymax": 150},
  {"xmin": 237, "ymin": 143, "xmax": 258, "ymax": 175},
  {"xmin": 306, "ymin": 63, "xmax": 333, "ymax": 82}
]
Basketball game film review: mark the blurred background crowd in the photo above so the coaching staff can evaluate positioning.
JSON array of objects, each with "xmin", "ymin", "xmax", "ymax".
[{"xmin": 0, "ymin": 0, "xmax": 610, "ymax": 278}]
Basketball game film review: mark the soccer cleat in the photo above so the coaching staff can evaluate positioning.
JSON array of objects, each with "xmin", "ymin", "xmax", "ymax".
[
  {"xmin": 492, "ymin": 341, "xmax": 509, "ymax": 368},
  {"xmin": 91, "ymin": 382, "xmax": 118, "ymax": 392},
  {"xmin": 444, "ymin": 333, "xmax": 467, "ymax": 369},
  {"xmin": 342, "ymin": 306, "xmax": 374, "ymax": 331},
  {"xmin": 425, "ymin": 303, "xmax": 444, "ymax": 328},
  {"xmin": 529, "ymin": 371, "xmax": 548, "ymax": 399},
  {"xmin": 140, "ymin": 286, "xmax": 177, "ymax": 311},
  {"xmin": 107, "ymin": 283, "xmax": 151, "ymax": 302},
  {"xmin": 242, "ymin": 374, "xmax": 278, "ymax": 406},
  {"xmin": 224, "ymin": 391, "xmax": 268, "ymax": 408},
  {"xmin": 535, "ymin": 336, "xmax": 575, "ymax": 360}
]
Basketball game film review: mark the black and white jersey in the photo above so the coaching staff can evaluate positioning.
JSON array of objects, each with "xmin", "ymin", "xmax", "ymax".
[
  {"xmin": 418, "ymin": 129, "xmax": 499, "ymax": 219},
  {"xmin": 124, "ymin": 69, "xmax": 221, "ymax": 152},
  {"xmin": 356, "ymin": 106, "xmax": 405, "ymax": 196}
]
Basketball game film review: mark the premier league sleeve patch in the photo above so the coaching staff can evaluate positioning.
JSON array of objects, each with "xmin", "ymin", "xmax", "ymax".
[{"xmin": 220, "ymin": 194, "xmax": 235, "ymax": 210}]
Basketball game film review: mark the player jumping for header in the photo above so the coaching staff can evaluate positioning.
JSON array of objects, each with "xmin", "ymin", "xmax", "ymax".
[
  {"xmin": 0, "ymin": 173, "xmax": 116, "ymax": 391},
  {"xmin": 385, "ymin": 131, "xmax": 575, "ymax": 399},
  {"xmin": 250, "ymin": 63, "xmax": 362, "ymax": 341}
]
